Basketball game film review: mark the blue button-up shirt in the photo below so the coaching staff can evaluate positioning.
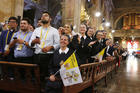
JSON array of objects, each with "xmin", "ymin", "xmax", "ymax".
[
  {"xmin": 0, "ymin": 30, "xmax": 15, "ymax": 53},
  {"xmin": 12, "ymin": 31, "xmax": 33, "ymax": 58}
]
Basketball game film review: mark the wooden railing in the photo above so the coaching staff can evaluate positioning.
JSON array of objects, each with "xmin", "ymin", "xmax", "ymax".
[
  {"xmin": 63, "ymin": 63, "xmax": 95, "ymax": 93},
  {"xmin": 0, "ymin": 58, "xmax": 118, "ymax": 93},
  {"xmin": 63, "ymin": 58, "xmax": 118, "ymax": 93},
  {"xmin": 0, "ymin": 61, "xmax": 40, "ymax": 93}
]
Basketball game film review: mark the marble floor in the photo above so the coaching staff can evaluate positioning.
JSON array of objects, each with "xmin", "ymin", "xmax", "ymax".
[{"xmin": 97, "ymin": 55, "xmax": 140, "ymax": 93}]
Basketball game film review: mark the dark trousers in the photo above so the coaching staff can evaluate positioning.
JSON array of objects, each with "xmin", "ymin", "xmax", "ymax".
[
  {"xmin": 0, "ymin": 53, "xmax": 15, "ymax": 77},
  {"xmin": 33, "ymin": 54, "xmax": 53, "ymax": 80},
  {"xmin": 88, "ymin": 58, "xmax": 95, "ymax": 63},
  {"xmin": 13, "ymin": 56, "xmax": 33, "ymax": 64}
]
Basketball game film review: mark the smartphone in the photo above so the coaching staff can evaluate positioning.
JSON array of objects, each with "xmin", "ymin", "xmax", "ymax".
[
  {"xmin": 36, "ymin": 36, "xmax": 40, "ymax": 38},
  {"xmin": 13, "ymin": 37, "xmax": 17, "ymax": 39}
]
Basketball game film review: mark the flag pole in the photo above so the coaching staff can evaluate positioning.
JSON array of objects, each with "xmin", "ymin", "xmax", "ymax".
[{"xmin": 54, "ymin": 69, "xmax": 60, "ymax": 76}]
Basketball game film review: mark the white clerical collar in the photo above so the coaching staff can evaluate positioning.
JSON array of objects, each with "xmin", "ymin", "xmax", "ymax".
[
  {"xmin": 79, "ymin": 34, "xmax": 86, "ymax": 39},
  {"xmin": 90, "ymin": 37, "xmax": 92, "ymax": 40},
  {"xmin": 69, "ymin": 34, "xmax": 72, "ymax": 38},
  {"xmin": 59, "ymin": 47, "xmax": 69, "ymax": 54}
]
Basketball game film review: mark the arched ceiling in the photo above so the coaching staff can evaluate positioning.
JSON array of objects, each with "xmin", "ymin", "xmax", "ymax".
[{"xmin": 112, "ymin": 0, "xmax": 140, "ymax": 28}]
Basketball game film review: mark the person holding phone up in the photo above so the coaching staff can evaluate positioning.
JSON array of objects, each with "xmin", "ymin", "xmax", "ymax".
[
  {"xmin": 7, "ymin": 18, "xmax": 33, "ymax": 63},
  {"xmin": 29, "ymin": 11, "xmax": 60, "ymax": 82}
]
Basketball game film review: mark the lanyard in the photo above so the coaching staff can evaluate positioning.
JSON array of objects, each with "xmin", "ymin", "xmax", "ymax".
[
  {"xmin": 40, "ymin": 27, "xmax": 49, "ymax": 48},
  {"xmin": 18, "ymin": 31, "xmax": 28, "ymax": 41},
  {"xmin": 5, "ymin": 31, "xmax": 14, "ymax": 45}
]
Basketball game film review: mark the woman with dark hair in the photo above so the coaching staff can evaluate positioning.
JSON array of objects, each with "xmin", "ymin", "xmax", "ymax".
[
  {"xmin": 45, "ymin": 34, "xmax": 79, "ymax": 93},
  {"xmin": 64, "ymin": 24, "xmax": 73, "ymax": 38},
  {"xmin": 85, "ymin": 27, "xmax": 96, "ymax": 45},
  {"xmin": 64, "ymin": 24, "xmax": 76, "ymax": 38},
  {"xmin": 58, "ymin": 26, "xmax": 65, "ymax": 36},
  {"xmin": 89, "ymin": 30, "xmax": 105, "ymax": 62},
  {"xmin": 85, "ymin": 27, "xmax": 97, "ymax": 63}
]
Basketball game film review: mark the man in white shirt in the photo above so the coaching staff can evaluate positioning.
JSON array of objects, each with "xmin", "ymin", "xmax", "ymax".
[{"xmin": 29, "ymin": 11, "xmax": 60, "ymax": 80}]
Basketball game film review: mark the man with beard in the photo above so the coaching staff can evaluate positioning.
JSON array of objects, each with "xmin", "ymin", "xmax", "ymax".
[
  {"xmin": 29, "ymin": 11, "xmax": 60, "ymax": 81},
  {"xmin": 8, "ymin": 18, "xmax": 33, "ymax": 63}
]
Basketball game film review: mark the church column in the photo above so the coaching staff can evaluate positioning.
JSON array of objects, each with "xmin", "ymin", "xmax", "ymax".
[
  {"xmin": 0, "ymin": 0, "xmax": 24, "ymax": 22},
  {"xmin": 14, "ymin": 0, "xmax": 24, "ymax": 18},
  {"xmin": 135, "ymin": 14, "xmax": 138, "ymax": 26},
  {"xmin": 62, "ymin": 0, "xmax": 81, "ymax": 32},
  {"xmin": 95, "ymin": 0, "xmax": 101, "ymax": 30},
  {"xmin": 62, "ymin": 0, "xmax": 75, "ymax": 25},
  {"xmin": 73, "ymin": 0, "xmax": 81, "ymax": 32}
]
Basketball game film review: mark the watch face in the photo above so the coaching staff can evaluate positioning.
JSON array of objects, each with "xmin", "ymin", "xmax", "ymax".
[
  {"xmin": 24, "ymin": 41, "xmax": 26, "ymax": 45},
  {"xmin": 17, "ymin": 44, "xmax": 23, "ymax": 51}
]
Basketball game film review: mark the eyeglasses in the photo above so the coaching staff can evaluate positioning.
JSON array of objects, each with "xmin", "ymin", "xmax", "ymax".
[{"xmin": 9, "ymin": 21, "xmax": 17, "ymax": 23}]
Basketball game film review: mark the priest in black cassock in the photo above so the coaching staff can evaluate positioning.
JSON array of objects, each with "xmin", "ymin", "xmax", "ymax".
[{"xmin": 45, "ymin": 34, "xmax": 79, "ymax": 93}]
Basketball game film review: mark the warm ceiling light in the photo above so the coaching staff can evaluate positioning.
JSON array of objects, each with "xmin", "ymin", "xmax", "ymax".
[
  {"xmin": 88, "ymin": 0, "xmax": 91, "ymax": 2},
  {"xmin": 112, "ymin": 30, "xmax": 115, "ymax": 33},
  {"xmin": 95, "ymin": 12, "xmax": 101, "ymax": 17},
  {"xmin": 105, "ymin": 22, "xmax": 110, "ymax": 27}
]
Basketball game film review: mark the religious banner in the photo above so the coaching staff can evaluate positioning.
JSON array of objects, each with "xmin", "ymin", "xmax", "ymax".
[
  {"xmin": 96, "ymin": 47, "xmax": 106, "ymax": 62},
  {"xmin": 60, "ymin": 52, "xmax": 83, "ymax": 86}
]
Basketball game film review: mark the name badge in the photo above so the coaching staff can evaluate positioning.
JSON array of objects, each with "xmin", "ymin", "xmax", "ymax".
[
  {"xmin": 16, "ymin": 44, "xmax": 23, "ymax": 51},
  {"xmin": 4, "ymin": 44, "xmax": 9, "ymax": 51}
]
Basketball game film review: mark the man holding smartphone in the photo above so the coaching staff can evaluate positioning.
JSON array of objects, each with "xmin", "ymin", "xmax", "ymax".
[
  {"xmin": 8, "ymin": 18, "xmax": 33, "ymax": 63},
  {"xmin": 29, "ymin": 11, "xmax": 60, "ymax": 81}
]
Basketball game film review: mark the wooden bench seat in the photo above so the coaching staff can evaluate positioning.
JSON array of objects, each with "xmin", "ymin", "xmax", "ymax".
[
  {"xmin": 0, "ymin": 58, "xmax": 118, "ymax": 93},
  {"xmin": 63, "ymin": 58, "xmax": 118, "ymax": 93},
  {"xmin": 63, "ymin": 63, "xmax": 94, "ymax": 93},
  {"xmin": 0, "ymin": 61, "xmax": 40, "ymax": 93}
]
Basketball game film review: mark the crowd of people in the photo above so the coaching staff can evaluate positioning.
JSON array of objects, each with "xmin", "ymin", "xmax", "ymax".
[{"xmin": 0, "ymin": 11, "xmax": 128, "ymax": 93}]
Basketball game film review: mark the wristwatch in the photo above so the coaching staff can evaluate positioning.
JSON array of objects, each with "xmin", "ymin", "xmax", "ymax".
[{"xmin": 23, "ymin": 41, "xmax": 26, "ymax": 45}]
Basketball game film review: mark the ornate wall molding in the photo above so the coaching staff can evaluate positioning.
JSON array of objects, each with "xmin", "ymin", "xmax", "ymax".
[{"xmin": 113, "ymin": 29, "xmax": 140, "ymax": 37}]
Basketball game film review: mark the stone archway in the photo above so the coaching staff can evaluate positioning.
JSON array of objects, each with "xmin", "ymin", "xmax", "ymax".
[
  {"xmin": 113, "ymin": 8, "xmax": 140, "ymax": 29},
  {"xmin": 112, "ymin": 8, "xmax": 140, "ymax": 48}
]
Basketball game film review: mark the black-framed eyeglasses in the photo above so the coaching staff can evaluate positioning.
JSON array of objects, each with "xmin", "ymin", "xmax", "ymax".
[{"xmin": 9, "ymin": 21, "xmax": 17, "ymax": 23}]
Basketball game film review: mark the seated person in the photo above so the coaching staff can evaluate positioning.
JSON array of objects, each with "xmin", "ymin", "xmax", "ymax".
[{"xmin": 46, "ymin": 34, "xmax": 78, "ymax": 93}]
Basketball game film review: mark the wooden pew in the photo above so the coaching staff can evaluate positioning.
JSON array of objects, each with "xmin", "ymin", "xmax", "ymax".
[
  {"xmin": 63, "ymin": 59, "xmax": 118, "ymax": 93},
  {"xmin": 63, "ymin": 63, "xmax": 95, "ymax": 93},
  {"xmin": 0, "ymin": 58, "xmax": 118, "ymax": 93},
  {"xmin": 93, "ymin": 59, "xmax": 117, "ymax": 88},
  {"xmin": 0, "ymin": 61, "xmax": 40, "ymax": 93}
]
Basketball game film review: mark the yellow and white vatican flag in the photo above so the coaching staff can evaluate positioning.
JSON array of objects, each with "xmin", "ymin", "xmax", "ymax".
[
  {"xmin": 60, "ymin": 52, "xmax": 83, "ymax": 86},
  {"xmin": 96, "ymin": 47, "xmax": 106, "ymax": 62}
]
